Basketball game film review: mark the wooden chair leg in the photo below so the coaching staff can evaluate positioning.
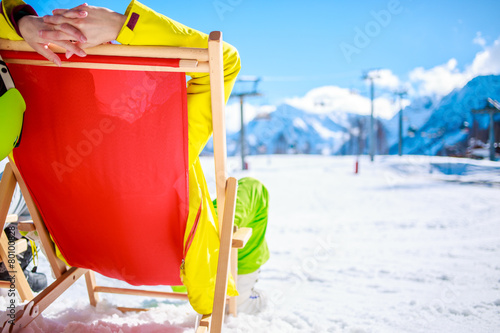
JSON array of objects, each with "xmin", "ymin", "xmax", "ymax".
[
  {"xmin": 2, "ymin": 267, "xmax": 87, "ymax": 332},
  {"xmin": 210, "ymin": 178, "xmax": 238, "ymax": 333},
  {"xmin": 228, "ymin": 248, "xmax": 238, "ymax": 316},
  {"xmin": 0, "ymin": 164, "xmax": 17, "ymax": 233},
  {"xmin": 196, "ymin": 314, "xmax": 211, "ymax": 333},
  {"xmin": 0, "ymin": 231, "xmax": 33, "ymax": 301},
  {"xmin": 0, "ymin": 164, "xmax": 33, "ymax": 302},
  {"xmin": 85, "ymin": 271, "xmax": 99, "ymax": 306},
  {"xmin": 8, "ymin": 159, "xmax": 67, "ymax": 278}
]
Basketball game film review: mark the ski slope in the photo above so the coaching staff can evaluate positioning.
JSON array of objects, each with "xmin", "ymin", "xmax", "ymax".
[{"xmin": 1, "ymin": 155, "xmax": 499, "ymax": 332}]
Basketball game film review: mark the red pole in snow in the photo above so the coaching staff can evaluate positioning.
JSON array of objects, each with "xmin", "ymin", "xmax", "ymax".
[{"xmin": 355, "ymin": 158, "xmax": 359, "ymax": 174}]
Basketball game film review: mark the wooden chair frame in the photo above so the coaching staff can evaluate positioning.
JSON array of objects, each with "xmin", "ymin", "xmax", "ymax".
[
  {"xmin": 0, "ymin": 32, "xmax": 252, "ymax": 333},
  {"xmin": 0, "ymin": 215, "xmax": 33, "ymax": 301}
]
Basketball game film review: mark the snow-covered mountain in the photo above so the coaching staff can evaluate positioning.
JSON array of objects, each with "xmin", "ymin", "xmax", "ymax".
[
  {"xmin": 203, "ymin": 75, "xmax": 500, "ymax": 158},
  {"xmin": 229, "ymin": 104, "xmax": 351, "ymax": 155},
  {"xmin": 203, "ymin": 104, "xmax": 387, "ymax": 156},
  {"xmin": 383, "ymin": 96, "xmax": 438, "ymax": 153},
  {"xmin": 398, "ymin": 75, "xmax": 500, "ymax": 156}
]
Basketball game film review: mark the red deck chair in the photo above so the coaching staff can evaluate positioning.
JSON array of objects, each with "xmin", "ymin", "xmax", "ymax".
[{"xmin": 0, "ymin": 32, "xmax": 251, "ymax": 333}]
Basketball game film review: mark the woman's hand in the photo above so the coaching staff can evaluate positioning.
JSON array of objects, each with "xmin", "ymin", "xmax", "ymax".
[
  {"xmin": 18, "ymin": 13, "xmax": 88, "ymax": 66},
  {"xmin": 42, "ymin": 4, "xmax": 126, "ymax": 51}
]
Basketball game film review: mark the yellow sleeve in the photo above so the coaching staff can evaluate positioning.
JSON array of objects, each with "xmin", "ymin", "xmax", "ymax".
[
  {"xmin": 0, "ymin": 0, "xmax": 28, "ymax": 40},
  {"xmin": 116, "ymin": 0, "xmax": 241, "ymax": 166}
]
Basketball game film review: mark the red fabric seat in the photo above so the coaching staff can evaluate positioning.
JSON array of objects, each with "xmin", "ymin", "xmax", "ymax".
[{"xmin": 9, "ymin": 53, "xmax": 188, "ymax": 285}]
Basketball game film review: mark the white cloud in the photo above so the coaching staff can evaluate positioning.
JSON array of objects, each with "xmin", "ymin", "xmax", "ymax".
[
  {"xmin": 409, "ymin": 58, "xmax": 469, "ymax": 96},
  {"xmin": 408, "ymin": 35, "xmax": 500, "ymax": 97},
  {"xmin": 468, "ymin": 38, "xmax": 500, "ymax": 76},
  {"xmin": 367, "ymin": 69, "xmax": 401, "ymax": 90},
  {"xmin": 284, "ymin": 85, "xmax": 407, "ymax": 119},
  {"xmin": 473, "ymin": 32, "xmax": 486, "ymax": 47}
]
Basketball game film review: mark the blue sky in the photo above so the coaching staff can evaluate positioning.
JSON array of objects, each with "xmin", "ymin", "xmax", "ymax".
[{"xmin": 31, "ymin": 0, "xmax": 500, "ymax": 119}]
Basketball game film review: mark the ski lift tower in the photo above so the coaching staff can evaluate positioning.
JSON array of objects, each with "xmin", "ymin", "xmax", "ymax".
[
  {"xmin": 472, "ymin": 98, "xmax": 500, "ymax": 161},
  {"xmin": 394, "ymin": 89, "xmax": 408, "ymax": 156},
  {"xmin": 362, "ymin": 71, "xmax": 380, "ymax": 162},
  {"xmin": 230, "ymin": 76, "xmax": 261, "ymax": 170}
]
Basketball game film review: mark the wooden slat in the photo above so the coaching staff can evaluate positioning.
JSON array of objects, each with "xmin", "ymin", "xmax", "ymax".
[
  {"xmin": 199, "ymin": 314, "xmax": 211, "ymax": 328},
  {"xmin": 14, "ymin": 238, "xmax": 27, "ymax": 254},
  {"xmin": 0, "ymin": 39, "xmax": 210, "ymax": 61},
  {"xmin": 116, "ymin": 307, "xmax": 148, "ymax": 313},
  {"xmin": 0, "ymin": 232, "xmax": 33, "ymax": 301},
  {"xmin": 0, "ymin": 164, "xmax": 17, "ymax": 233},
  {"xmin": 196, "ymin": 326, "xmax": 208, "ymax": 333},
  {"xmin": 232, "ymin": 227, "xmax": 252, "ymax": 249},
  {"xmin": 0, "ymin": 164, "xmax": 33, "ymax": 302},
  {"xmin": 228, "ymin": 248, "xmax": 238, "ymax": 316},
  {"xmin": 17, "ymin": 222, "xmax": 35, "ymax": 232},
  {"xmin": 179, "ymin": 59, "xmax": 199, "ymax": 68},
  {"xmin": 8, "ymin": 159, "xmax": 67, "ymax": 278},
  {"xmin": 208, "ymin": 31, "xmax": 228, "ymax": 238},
  {"xmin": 94, "ymin": 286, "xmax": 189, "ymax": 300},
  {"xmin": 9, "ymin": 267, "xmax": 87, "ymax": 331},
  {"xmin": 5, "ymin": 214, "xmax": 18, "ymax": 224},
  {"xmin": 211, "ymin": 177, "xmax": 238, "ymax": 333},
  {"xmin": 85, "ymin": 271, "xmax": 99, "ymax": 307},
  {"xmin": 2, "ymin": 58, "xmax": 209, "ymax": 73},
  {"xmin": 37, "ymin": 267, "xmax": 87, "ymax": 313}
]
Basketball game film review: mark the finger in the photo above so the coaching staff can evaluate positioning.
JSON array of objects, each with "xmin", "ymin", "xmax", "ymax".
[
  {"xmin": 58, "ymin": 23, "xmax": 87, "ymax": 43},
  {"xmin": 65, "ymin": 10, "xmax": 87, "ymax": 19},
  {"xmin": 72, "ymin": 41, "xmax": 99, "ymax": 50},
  {"xmin": 52, "ymin": 3, "xmax": 88, "ymax": 15},
  {"xmin": 39, "ymin": 26, "xmax": 86, "ymax": 44},
  {"xmin": 51, "ymin": 9, "xmax": 68, "ymax": 15},
  {"xmin": 69, "ymin": 3, "xmax": 89, "ymax": 9},
  {"xmin": 51, "ymin": 40, "xmax": 87, "ymax": 58},
  {"xmin": 32, "ymin": 43, "xmax": 62, "ymax": 66},
  {"xmin": 39, "ymin": 29, "xmax": 74, "ymax": 42},
  {"xmin": 42, "ymin": 14, "xmax": 69, "ymax": 25},
  {"xmin": 50, "ymin": 9, "xmax": 87, "ymax": 19}
]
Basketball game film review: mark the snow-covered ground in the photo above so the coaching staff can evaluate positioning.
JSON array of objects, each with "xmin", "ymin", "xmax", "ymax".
[{"xmin": 1, "ymin": 155, "xmax": 499, "ymax": 332}]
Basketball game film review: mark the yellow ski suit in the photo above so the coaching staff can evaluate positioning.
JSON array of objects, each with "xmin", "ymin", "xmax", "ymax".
[{"xmin": 0, "ymin": 0, "xmax": 240, "ymax": 314}]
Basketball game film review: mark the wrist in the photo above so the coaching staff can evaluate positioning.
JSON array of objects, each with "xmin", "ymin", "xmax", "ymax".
[
  {"xmin": 18, "ymin": 15, "xmax": 37, "ymax": 39},
  {"xmin": 110, "ymin": 12, "xmax": 127, "ymax": 41},
  {"xmin": 11, "ymin": 5, "xmax": 38, "ymax": 37}
]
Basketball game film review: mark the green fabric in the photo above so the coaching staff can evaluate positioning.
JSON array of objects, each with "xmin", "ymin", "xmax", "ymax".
[
  {"xmin": 213, "ymin": 177, "xmax": 270, "ymax": 275},
  {"xmin": 0, "ymin": 88, "xmax": 26, "ymax": 160},
  {"xmin": 172, "ymin": 177, "xmax": 269, "ymax": 292}
]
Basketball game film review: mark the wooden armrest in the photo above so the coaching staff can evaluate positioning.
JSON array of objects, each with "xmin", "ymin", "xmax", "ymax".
[
  {"xmin": 17, "ymin": 221, "xmax": 36, "ymax": 232},
  {"xmin": 0, "ymin": 281, "xmax": 12, "ymax": 288},
  {"xmin": 14, "ymin": 238, "xmax": 28, "ymax": 254},
  {"xmin": 232, "ymin": 227, "xmax": 252, "ymax": 249},
  {"xmin": 199, "ymin": 314, "xmax": 211, "ymax": 328},
  {"xmin": 0, "ymin": 238, "xmax": 27, "ymax": 260},
  {"xmin": 6, "ymin": 214, "xmax": 18, "ymax": 224}
]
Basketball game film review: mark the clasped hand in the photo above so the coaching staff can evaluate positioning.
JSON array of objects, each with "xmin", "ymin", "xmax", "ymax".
[{"xmin": 19, "ymin": 3, "xmax": 125, "ymax": 66}]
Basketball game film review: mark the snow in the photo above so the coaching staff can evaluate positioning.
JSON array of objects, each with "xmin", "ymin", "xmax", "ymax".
[
  {"xmin": 1, "ymin": 155, "xmax": 500, "ymax": 332},
  {"xmin": 293, "ymin": 118, "xmax": 308, "ymax": 131}
]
